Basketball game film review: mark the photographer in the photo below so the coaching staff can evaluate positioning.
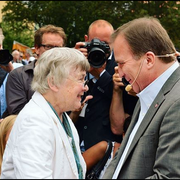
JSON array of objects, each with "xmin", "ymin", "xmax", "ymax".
[
  {"xmin": 71, "ymin": 19, "xmax": 122, "ymax": 151},
  {"xmin": 71, "ymin": 19, "xmax": 138, "ymax": 154}
]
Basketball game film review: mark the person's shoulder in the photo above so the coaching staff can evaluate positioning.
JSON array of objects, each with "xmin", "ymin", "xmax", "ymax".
[
  {"xmin": 9, "ymin": 64, "xmax": 24, "ymax": 74},
  {"xmin": 12, "ymin": 62, "xmax": 23, "ymax": 69},
  {"xmin": 7, "ymin": 64, "xmax": 27, "ymax": 82},
  {"xmin": 10, "ymin": 61, "xmax": 35, "ymax": 75}
]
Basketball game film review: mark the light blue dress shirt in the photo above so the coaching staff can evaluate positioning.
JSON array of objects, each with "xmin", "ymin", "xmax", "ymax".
[
  {"xmin": 0, "ymin": 73, "xmax": 8, "ymax": 118},
  {"xmin": 0, "ymin": 63, "xmax": 23, "ymax": 118}
]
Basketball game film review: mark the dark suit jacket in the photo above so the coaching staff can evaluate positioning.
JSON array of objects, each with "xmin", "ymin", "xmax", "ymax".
[
  {"xmin": 2, "ymin": 61, "xmax": 36, "ymax": 118},
  {"xmin": 106, "ymin": 51, "xmax": 117, "ymax": 76},
  {"xmin": 103, "ymin": 66, "xmax": 180, "ymax": 179},
  {"xmin": 76, "ymin": 70, "xmax": 122, "ymax": 150}
]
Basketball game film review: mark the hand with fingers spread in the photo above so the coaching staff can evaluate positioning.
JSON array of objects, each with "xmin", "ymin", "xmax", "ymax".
[
  {"xmin": 75, "ymin": 95, "xmax": 93, "ymax": 112},
  {"xmin": 69, "ymin": 95, "xmax": 93, "ymax": 124},
  {"xmin": 81, "ymin": 95, "xmax": 93, "ymax": 109}
]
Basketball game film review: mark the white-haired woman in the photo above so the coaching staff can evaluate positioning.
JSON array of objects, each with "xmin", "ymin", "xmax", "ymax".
[{"xmin": 1, "ymin": 47, "xmax": 90, "ymax": 179}]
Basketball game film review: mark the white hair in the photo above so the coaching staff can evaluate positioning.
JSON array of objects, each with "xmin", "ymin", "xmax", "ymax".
[
  {"xmin": 12, "ymin": 50, "xmax": 20, "ymax": 57},
  {"xmin": 31, "ymin": 47, "xmax": 90, "ymax": 94}
]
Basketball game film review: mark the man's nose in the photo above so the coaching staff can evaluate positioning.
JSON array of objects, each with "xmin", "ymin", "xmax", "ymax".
[{"xmin": 118, "ymin": 66, "xmax": 125, "ymax": 77}]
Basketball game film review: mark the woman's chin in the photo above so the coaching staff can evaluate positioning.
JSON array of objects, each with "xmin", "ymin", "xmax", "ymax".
[{"xmin": 73, "ymin": 103, "xmax": 81, "ymax": 111}]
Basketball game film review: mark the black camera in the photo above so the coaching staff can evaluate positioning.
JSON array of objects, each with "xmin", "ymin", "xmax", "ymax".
[
  {"xmin": 0, "ymin": 49, "xmax": 13, "ymax": 66},
  {"xmin": 81, "ymin": 38, "xmax": 110, "ymax": 68}
]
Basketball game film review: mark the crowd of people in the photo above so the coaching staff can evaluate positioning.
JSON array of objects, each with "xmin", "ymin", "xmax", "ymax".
[{"xmin": 0, "ymin": 16, "xmax": 180, "ymax": 179}]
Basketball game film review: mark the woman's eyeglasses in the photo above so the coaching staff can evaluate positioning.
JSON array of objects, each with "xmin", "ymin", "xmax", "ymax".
[{"xmin": 68, "ymin": 78, "xmax": 89, "ymax": 87}]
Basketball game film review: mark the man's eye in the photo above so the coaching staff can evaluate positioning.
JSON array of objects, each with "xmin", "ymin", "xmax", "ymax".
[
  {"xmin": 118, "ymin": 62, "xmax": 124, "ymax": 65},
  {"xmin": 47, "ymin": 45, "xmax": 53, "ymax": 49}
]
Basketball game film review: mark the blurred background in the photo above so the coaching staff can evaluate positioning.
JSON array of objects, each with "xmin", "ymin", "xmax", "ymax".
[{"xmin": 0, "ymin": 1, "xmax": 180, "ymax": 52}]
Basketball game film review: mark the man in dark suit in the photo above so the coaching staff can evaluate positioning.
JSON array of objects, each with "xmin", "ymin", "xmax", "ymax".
[
  {"xmin": 2, "ymin": 25, "xmax": 67, "ymax": 118},
  {"xmin": 103, "ymin": 17, "xmax": 180, "ymax": 179}
]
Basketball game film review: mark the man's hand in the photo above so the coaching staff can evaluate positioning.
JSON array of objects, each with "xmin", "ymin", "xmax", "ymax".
[
  {"xmin": 74, "ymin": 42, "xmax": 88, "ymax": 58},
  {"xmin": 69, "ymin": 95, "xmax": 93, "ymax": 124},
  {"xmin": 75, "ymin": 95, "xmax": 93, "ymax": 112},
  {"xmin": 113, "ymin": 66, "xmax": 136, "ymax": 97},
  {"xmin": 113, "ymin": 66, "xmax": 124, "ymax": 91}
]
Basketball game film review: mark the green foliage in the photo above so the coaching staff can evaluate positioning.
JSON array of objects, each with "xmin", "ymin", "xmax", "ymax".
[
  {"xmin": 0, "ymin": 21, "xmax": 34, "ymax": 51},
  {"xmin": 1, "ymin": 1, "xmax": 180, "ymax": 49}
]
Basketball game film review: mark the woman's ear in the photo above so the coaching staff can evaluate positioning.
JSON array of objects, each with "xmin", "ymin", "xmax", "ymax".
[{"xmin": 48, "ymin": 77, "xmax": 59, "ymax": 92}]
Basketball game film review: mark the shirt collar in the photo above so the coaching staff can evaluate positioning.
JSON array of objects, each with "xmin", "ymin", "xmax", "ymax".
[
  {"xmin": 108, "ymin": 51, "xmax": 113, "ymax": 61},
  {"xmin": 137, "ymin": 61, "xmax": 179, "ymax": 112},
  {"xmin": 24, "ymin": 59, "xmax": 37, "ymax": 72}
]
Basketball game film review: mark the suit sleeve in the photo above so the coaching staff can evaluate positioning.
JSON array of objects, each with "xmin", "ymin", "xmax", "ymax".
[
  {"xmin": 148, "ymin": 99, "xmax": 180, "ymax": 179},
  {"xmin": 6, "ymin": 69, "xmax": 29, "ymax": 114}
]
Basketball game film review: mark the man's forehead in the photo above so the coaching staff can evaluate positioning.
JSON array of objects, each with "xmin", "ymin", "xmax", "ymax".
[
  {"xmin": 42, "ymin": 33, "xmax": 63, "ymax": 43},
  {"xmin": 89, "ymin": 31, "xmax": 112, "ymax": 44}
]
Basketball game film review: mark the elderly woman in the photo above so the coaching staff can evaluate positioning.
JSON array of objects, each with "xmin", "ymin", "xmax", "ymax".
[{"xmin": 1, "ymin": 47, "xmax": 90, "ymax": 179}]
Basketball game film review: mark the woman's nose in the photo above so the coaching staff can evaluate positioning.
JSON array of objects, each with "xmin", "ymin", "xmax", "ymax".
[{"xmin": 84, "ymin": 84, "xmax": 89, "ymax": 92}]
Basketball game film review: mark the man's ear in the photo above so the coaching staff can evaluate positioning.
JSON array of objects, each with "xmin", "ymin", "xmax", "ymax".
[
  {"xmin": 35, "ymin": 46, "xmax": 40, "ymax": 58},
  {"xmin": 84, "ymin": 35, "xmax": 88, "ymax": 42},
  {"xmin": 146, "ymin": 51, "xmax": 155, "ymax": 69}
]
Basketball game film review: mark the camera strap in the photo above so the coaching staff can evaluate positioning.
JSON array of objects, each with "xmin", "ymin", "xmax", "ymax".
[{"xmin": 0, "ymin": 68, "xmax": 7, "ymax": 87}]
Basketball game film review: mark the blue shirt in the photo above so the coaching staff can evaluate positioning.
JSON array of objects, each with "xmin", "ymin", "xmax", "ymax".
[{"xmin": 0, "ymin": 73, "xmax": 8, "ymax": 118}]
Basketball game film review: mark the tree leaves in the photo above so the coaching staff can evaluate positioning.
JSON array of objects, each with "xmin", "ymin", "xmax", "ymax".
[{"xmin": 1, "ymin": 1, "xmax": 180, "ymax": 50}]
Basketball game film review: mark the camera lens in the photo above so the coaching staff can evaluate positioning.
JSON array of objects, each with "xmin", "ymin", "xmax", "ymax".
[{"xmin": 88, "ymin": 47, "xmax": 106, "ymax": 68}]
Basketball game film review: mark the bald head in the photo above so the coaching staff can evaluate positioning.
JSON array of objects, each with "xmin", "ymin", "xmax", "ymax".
[
  {"xmin": 88, "ymin": 20, "xmax": 114, "ymax": 35},
  {"xmin": 86, "ymin": 19, "xmax": 114, "ymax": 45},
  {"xmin": 12, "ymin": 50, "xmax": 20, "ymax": 62}
]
